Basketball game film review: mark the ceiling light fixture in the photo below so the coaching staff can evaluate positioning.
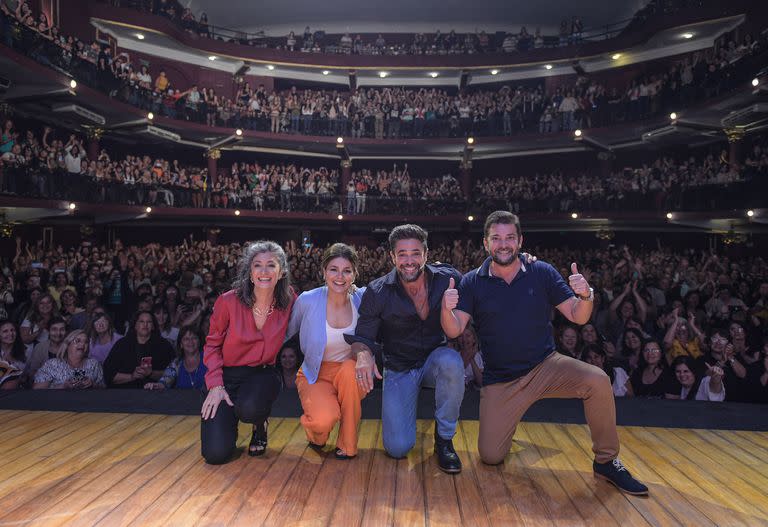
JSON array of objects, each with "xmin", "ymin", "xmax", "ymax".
[
  {"xmin": 544, "ymin": 64, "xmax": 553, "ymax": 70},
  {"xmin": 490, "ymin": 69, "xmax": 499, "ymax": 75},
  {"xmin": 135, "ymin": 33, "xmax": 145, "ymax": 40},
  {"xmin": 612, "ymin": 53, "xmax": 621, "ymax": 60}
]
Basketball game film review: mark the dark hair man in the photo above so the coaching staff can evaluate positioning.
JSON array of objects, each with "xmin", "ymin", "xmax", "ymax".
[{"xmin": 440, "ymin": 211, "xmax": 648, "ymax": 495}]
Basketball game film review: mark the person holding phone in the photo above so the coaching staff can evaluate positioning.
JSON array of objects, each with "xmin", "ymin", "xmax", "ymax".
[
  {"xmin": 33, "ymin": 330, "xmax": 105, "ymax": 389},
  {"xmin": 103, "ymin": 311, "xmax": 174, "ymax": 388}
]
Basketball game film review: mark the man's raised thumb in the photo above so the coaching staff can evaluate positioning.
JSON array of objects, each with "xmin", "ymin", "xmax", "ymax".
[
  {"xmin": 448, "ymin": 277, "xmax": 455, "ymax": 289},
  {"xmin": 571, "ymin": 262, "xmax": 579, "ymax": 275}
]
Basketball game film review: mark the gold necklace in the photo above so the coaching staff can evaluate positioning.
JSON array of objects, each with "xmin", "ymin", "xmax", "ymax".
[{"xmin": 252, "ymin": 302, "xmax": 275, "ymax": 318}]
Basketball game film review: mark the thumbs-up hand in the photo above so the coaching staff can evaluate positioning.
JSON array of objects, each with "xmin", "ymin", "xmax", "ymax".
[
  {"xmin": 569, "ymin": 262, "xmax": 590, "ymax": 298},
  {"xmin": 443, "ymin": 276, "xmax": 459, "ymax": 311}
]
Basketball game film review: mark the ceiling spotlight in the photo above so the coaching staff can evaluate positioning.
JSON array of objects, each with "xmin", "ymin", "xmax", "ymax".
[
  {"xmin": 429, "ymin": 72, "xmax": 439, "ymax": 78},
  {"xmin": 68, "ymin": 202, "xmax": 76, "ymax": 210},
  {"xmin": 490, "ymin": 69, "xmax": 499, "ymax": 75},
  {"xmin": 544, "ymin": 64, "xmax": 553, "ymax": 70},
  {"xmin": 147, "ymin": 112, "xmax": 154, "ymax": 120},
  {"xmin": 752, "ymin": 78, "xmax": 760, "ymax": 87},
  {"xmin": 379, "ymin": 71, "xmax": 388, "ymax": 78},
  {"xmin": 69, "ymin": 79, "xmax": 77, "ymax": 89},
  {"xmin": 467, "ymin": 215, "xmax": 474, "ymax": 222},
  {"xmin": 266, "ymin": 64, "xmax": 275, "ymax": 70},
  {"xmin": 611, "ymin": 53, "xmax": 621, "ymax": 60},
  {"xmin": 336, "ymin": 136, "xmax": 344, "ymax": 144},
  {"xmin": 235, "ymin": 209, "xmax": 241, "ymax": 216},
  {"xmin": 666, "ymin": 212, "xmax": 673, "ymax": 219},
  {"xmin": 135, "ymin": 33, "xmax": 145, "ymax": 40},
  {"xmin": 747, "ymin": 209, "xmax": 755, "ymax": 217},
  {"xmin": 571, "ymin": 212, "xmax": 578, "ymax": 219},
  {"xmin": 322, "ymin": 70, "xmax": 330, "ymax": 75},
  {"xmin": 337, "ymin": 214, "xmax": 343, "ymax": 220},
  {"xmin": 208, "ymin": 55, "xmax": 217, "ymax": 61},
  {"xmin": 670, "ymin": 112, "xmax": 677, "ymax": 120},
  {"xmin": 682, "ymin": 32, "xmax": 693, "ymax": 39},
  {"xmin": 235, "ymin": 128, "xmax": 243, "ymax": 136},
  {"xmin": 467, "ymin": 137, "xmax": 475, "ymax": 145},
  {"xmin": 574, "ymin": 129, "xmax": 582, "ymax": 137},
  {"xmin": 145, "ymin": 207, "xmax": 152, "ymax": 214}
]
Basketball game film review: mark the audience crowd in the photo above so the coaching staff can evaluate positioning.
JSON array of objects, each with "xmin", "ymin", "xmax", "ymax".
[
  {"xmin": 3, "ymin": 2, "xmax": 766, "ymax": 141},
  {"xmin": 1, "ymin": 234, "xmax": 766, "ymax": 404}
]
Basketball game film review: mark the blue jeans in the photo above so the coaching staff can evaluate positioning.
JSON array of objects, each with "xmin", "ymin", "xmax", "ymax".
[{"xmin": 381, "ymin": 346, "xmax": 465, "ymax": 458}]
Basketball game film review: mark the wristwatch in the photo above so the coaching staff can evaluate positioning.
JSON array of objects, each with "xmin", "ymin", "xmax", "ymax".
[{"xmin": 578, "ymin": 287, "xmax": 594, "ymax": 302}]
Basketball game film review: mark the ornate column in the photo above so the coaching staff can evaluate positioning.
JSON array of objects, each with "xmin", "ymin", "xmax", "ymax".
[
  {"xmin": 724, "ymin": 127, "xmax": 745, "ymax": 168},
  {"xmin": 85, "ymin": 127, "xmax": 104, "ymax": 160},
  {"xmin": 340, "ymin": 159, "xmax": 352, "ymax": 192},
  {"xmin": 459, "ymin": 158, "xmax": 473, "ymax": 201}
]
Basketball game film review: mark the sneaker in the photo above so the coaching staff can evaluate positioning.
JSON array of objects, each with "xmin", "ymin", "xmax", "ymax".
[
  {"xmin": 593, "ymin": 458, "xmax": 649, "ymax": 496},
  {"xmin": 434, "ymin": 426, "xmax": 462, "ymax": 474}
]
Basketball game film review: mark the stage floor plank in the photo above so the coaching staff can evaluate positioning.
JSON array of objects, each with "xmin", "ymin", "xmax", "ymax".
[{"xmin": 1, "ymin": 411, "xmax": 767, "ymax": 527}]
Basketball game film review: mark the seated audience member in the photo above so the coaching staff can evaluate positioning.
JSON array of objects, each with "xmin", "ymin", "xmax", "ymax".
[
  {"xmin": 582, "ymin": 343, "xmax": 632, "ymax": 397},
  {"xmin": 0, "ymin": 319, "xmax": 26, "ymax": 389},
  {"xmin": 276, "ymin": 345, "xmax": 301, "ymax": 390},
  {"xmin": 153, "ymin": 303, "xmax": 179, "ymax": 346},
  {"xmin": 144, "ymin": 326, "xmax": 207, "ymax": 390},
  {"xmin": 86, "ymin": 310, "xmax": 122, "ymax": 364},
  {"xmin": 33, "ymin": 329, "xmax": 105, "ymax": 389},
  {"xmin": 557, "ymin": 325, "xmax": 580, "ymax": 358},
  {"xmin": 26, "ymin": 316, "xmax": 67, "ymax": 380},
  {"xmin": 20, "ymin": 293, "xmax": 57, "ymax": 350},
  {"xmin": 663, "ymin": 308, "xmax": 706, "ymax": 364},
  {"xmin": 629, "ymin": 340, "xmax": 675, "ymax": 398},
  {"xmin": 103, "ymin": 310, "xmax": 174, "ymax": 388},
  {"xmin": 666, "ymin": 356, "xmax": 725, "ymax": 401},
  {"xmin": 618, "ymin": 327, "xmax": 645, "ymax": 371}
]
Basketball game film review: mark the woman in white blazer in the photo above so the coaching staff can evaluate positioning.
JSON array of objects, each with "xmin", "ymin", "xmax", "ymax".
[{"xmin": 286, "ymin": 243, "xmax": 367, "ymax": 459}]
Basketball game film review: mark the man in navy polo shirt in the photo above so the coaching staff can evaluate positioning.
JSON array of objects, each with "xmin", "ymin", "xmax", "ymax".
[{"xmin": 441, "ymin": 211, "xmax": 648, "ymax": 495}]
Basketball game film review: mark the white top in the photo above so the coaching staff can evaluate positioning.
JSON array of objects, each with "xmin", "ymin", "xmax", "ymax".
[
  {"xmin": 612, "ymin": 367, "xmax": 630, "ymax": 397},
  {"xmin": 681, "ymin": 376, "xmax": 725, "ymax": 401},
  {"xmin": 323, "ymin": 308, "xmax": 358, "ymax": 362}
]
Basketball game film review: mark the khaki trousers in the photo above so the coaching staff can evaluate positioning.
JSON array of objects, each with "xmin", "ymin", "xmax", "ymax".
[{"xmin": 479, "ymin": 352, "xmax": 619, "ymax": 465}]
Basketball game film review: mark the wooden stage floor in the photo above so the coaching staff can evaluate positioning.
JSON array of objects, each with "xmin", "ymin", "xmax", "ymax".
[{"xmin": 1, "ymin": 411, "xmax": 768, "ymax": 526}]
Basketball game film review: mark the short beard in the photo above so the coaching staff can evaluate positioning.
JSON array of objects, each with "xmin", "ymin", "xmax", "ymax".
[
  {"xmin": 397, "ymin": 266, "xmax": 424, "ymax": 283},
  {"xmin": 490, "ymin": 249, "xmax": 518, "ymax": 267}
]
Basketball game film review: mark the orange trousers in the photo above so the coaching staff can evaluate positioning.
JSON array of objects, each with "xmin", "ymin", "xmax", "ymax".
[{"xmin": 296, "ymin": 359, "xmax": 367, "ymax": 456}]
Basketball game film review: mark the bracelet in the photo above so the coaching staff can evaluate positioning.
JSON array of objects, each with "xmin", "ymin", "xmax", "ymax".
[{"xmin": 209, "ymin": 385, "xmax": 225, "ymax": 392}]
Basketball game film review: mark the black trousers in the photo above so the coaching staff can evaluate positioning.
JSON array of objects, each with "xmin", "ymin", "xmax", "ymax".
[{"xmin": 200, "ymin": 365, "xmax": 281, "ymax": 465}]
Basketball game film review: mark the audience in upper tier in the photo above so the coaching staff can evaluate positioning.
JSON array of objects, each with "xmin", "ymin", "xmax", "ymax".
[
  {"xmin": 0, "ymin": 234, "xmax": 766, "ymax": 403},
  {"xmin": 2, "ymin": 2, "xmax": 766, "ymax": 139}
]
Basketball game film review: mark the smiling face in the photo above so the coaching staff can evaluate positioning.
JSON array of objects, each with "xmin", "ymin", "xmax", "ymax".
[
  {"xmin": 93, "ymin": 315, "xmax": 109, "ymax": 335},
  {"xmin": 642, "ymin": 342, "xmax": 662, "ymax": 366},
  {"xmin": 560, "ymin": 327, "xmax": 578, "ymax": 352},
  {"xmin": 250, "ymin": 251, "xmax": 282, "ymax": 291},
  {"xmin": 484, "ymin": 223, "xmax": 522, "ymax": 267},
  {"xmin": 280, "ymin": 347, "xmax": 298, "ymax": 370},
  {"xmin": 180, "ymin": 331, "xmax": 200, "ymax": 356},
  {"xmin": 581, "ymin": 324, "xmax": 598, "ymax": 344},
  {"xmin": 390, "ymin": 239, "xmax": 427, "ymax": 283},
  {"xmin": 0, "ymin": 322, "xmax": 16, "ymax": 347},
  {"xmin": 49, "ymin": 322, "xmax": 67, "ymax": 345},
  {"xmin": 324, "ymin": 256, "xmax": 355, "ymax": 295},
  {"xmin": 674, "ymin": 363, "xmax": 695, "ymax": 388}
]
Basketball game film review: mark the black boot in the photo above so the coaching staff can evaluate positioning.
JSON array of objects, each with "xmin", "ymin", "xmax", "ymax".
[{"xmin": 434, "ymin": 425, "xmax": 462, "ymax": 474}]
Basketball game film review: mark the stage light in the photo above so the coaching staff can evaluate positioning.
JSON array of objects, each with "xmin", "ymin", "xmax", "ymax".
[
  {"xmin": 337, "ymin": 214, "xmax": 343, "ymax": 220},
  {"xmin": 266, "ymin": 64, "xmax": 275, "ymax": 70},
  {"xmin": 337, "ymin": 136, "xmax": 344, "ymax": 144},
  {"xmin": 467, "ymin": 137, "xmax": 474, "ymax": 145},
  {"xmin": 753, "ymin": 78, "xmax": 760, "ymax": 87},
  {"xmin": 235, "ymin": 128, "xmax": 243, "ymax": 136},
  {"xmin": 145, "ymin": 207, "xmax": 152, "ymax": 214},
  {"xmin": 747, "ymin": 209, "xmax": 755, "ymax": 217},
  {"xmin": 670, "ymin": 112, "xmax": 677, "ymax": 120},
  {"xmin": 147, "ymin": 112, "xmax": 154, "ymax": 120},
  {"xmin": 467, "ymin": 215, "xmax": 474, "ymax": 222},
  {"xmin": 135, "ymin": 33, "xmax": 145, "ymax": 40},
  {"xmin": 322, "ymin": 70, "xmax": 330, "ymax": 75},
  {"xmin": 666, "ymin": 212, "xmax": 673, "ymax": 219},
  {"xmin": 571, "ymin": 212, "xmax": 578, "ymax": 219},
  {"xmin": 68, "ymin": 202, "xmax": 76, "ymax": 210},
  {"xmin": 682, "ymin": 33, "xmax": 693, "ymax": 39},
  {"xmin": 429, "ymin": 72, "xmax": 439, "ymax": 78},
  {"xmin": 544, "ymin": 64, "xmax": 553, "ymax": 70},
  {"xmin": 574, "ymin": 129, "xmax": 582, "ymax": 137},
  {"xmin": 235, "ymin": 209, "xmax": 241, "ymax": 216},
  {"xmin": 379, "ymin": 71, "xmax": 388, "ymax": 78},
  {"xmin": 490, "ymin": 69, "xmax": 499, "ymax": 75},
  {"xmin": 612, "ymin": 53, "xmax": 621, "ymax": 60},
  {"xmin": 69, "ymin": 79, "xmax": 77, "ymax": 89},
  {"xmin": 208, "ymin": 55, "xmax": 217, "ymax": 61}
]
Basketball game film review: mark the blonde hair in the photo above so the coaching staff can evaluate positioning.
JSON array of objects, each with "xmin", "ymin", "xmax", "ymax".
[{"xmin": 60, "ymin": 329, "xmax": 89, "ymax": 360}]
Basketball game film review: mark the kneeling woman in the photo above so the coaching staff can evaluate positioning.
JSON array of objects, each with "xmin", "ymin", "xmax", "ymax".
[
  {"xmin": 201, "ymin": 241, "xmax": 295, "ymax": 464},
  {"xmin": 287, "ymin": 243, "xmax": 367, "ymax": 459}
]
